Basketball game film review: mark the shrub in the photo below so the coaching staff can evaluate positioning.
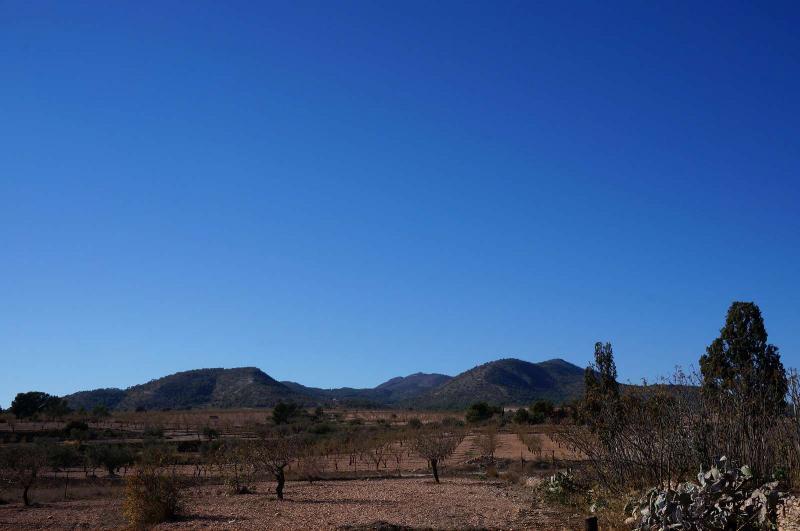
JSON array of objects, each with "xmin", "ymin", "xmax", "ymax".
[
  {"xmin": 308, "ymin": 422, "xmax": 334, "ymax": 435},
  {"xmin": 64, "ymin": 420, "xmax": 89, "ymax": 433},
  {"xmin": 201, "ymin": 426, "xmax": 219, "ymax": 441},
  {"xmin": 88, "ymin": 444, "xmax": 135, "ymax": 476},
  {"xmin": 272, "ymin": 402, "xmax": 302, "ymax": 425},
  {"xmin": 91, "ymin": 405, "xmax": 110, "ymax": 419},
  {"xmin": 64, "ymin": 421, "xmax": 91, "ymax": 441},
  {"xmin": 628, "ymin": 457, "xmax": 787, "ymax": 530},
  {"xmin": 503, "ymin": 466, "xmax": 522, "ymax": 485},
  {"xmin": 123, "ymin": 464, "xmax": 181, "ymax": 528},
  {"xmin": 441, "ymin": 416, "xmax": 464, "ymax": 427},
  {"xmin": 530, "ymin": 400, "xmax": 556, "ymax": 424},
  {"xmin": 143, "ymin": 425, "xmax": 165, "ymax": 439},
  {"xmin": 407, "ymin": 417, "xmax": 422, "ymax": 429},
  {"xmin": 466, "ymin": 402, "xmax": 501, "ymax": 424},
  {"xmin": 512, "ymin": 408, "xmax": 530, "ymax": 424},
  {"xmin": 543, "ymin": 469, "xmax": 580, "ymax": 500},
  {"xmin": 123, "ymin": 446, "xmax": 181, "ymax": 528}
]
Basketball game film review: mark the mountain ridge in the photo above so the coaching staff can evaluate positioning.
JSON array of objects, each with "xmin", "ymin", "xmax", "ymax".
[
  {"xmin": 62, "ymin": 358, "xmax": 585, "ymax": 411},
  {"xmin": 405, "ymin": 358, "xmax": 585, "ymax": 409}
]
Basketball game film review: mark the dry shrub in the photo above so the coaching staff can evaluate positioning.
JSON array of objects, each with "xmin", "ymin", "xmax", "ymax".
[
  {"xmin": 122, "ymin": 465, "xmax": 181, "ymax": 528},
  {"xmin": 555, "ymin": 377, "xmax": 698, "ymax": 492},
  {"xmin": 219, "ymin": 440, "xmax": 257, "ymax": 495},
  {"xmin": 297, "ymin": 442, "xmax": 326, "ymax": 483},
  {"xmin": 782, "ymin": 369, "xmax": 800, "ymax": 486},
  {"xmin": 122, "ymin": 448, "xmax": 181, "ymax": 528},
  {"xmin": 555, "ymin": 367, "xmax": 800, "ymax": 496},
  {"xmin": 502, "ymin": 465, "xmax": 522, "ymax": 485}
]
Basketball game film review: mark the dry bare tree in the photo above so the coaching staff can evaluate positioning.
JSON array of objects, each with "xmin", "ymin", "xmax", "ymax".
[
  {"xmin": 362, "ymin": 433, "xmax": 391, "ymax": 472},
  {"xmin": 781, "ymin": 369, "xmax": 800, "ymax": 485},
  {"xmin": 253, "ymin": 431, "xmax": 303, "ymax": 500},
  {"xmin": 514, "ymin": 426, "xmax": 541, "ymax": 464},
  {"xmin": 388, "ymin": 433, "xmax": 408, "ymax": 477},
  {"xmin": 555, "ymin": 374, "xmax": 699, "ymax": 492},
  {"xmin": 219, "ymin": 440, "xmax": 257, "ymax": 494},
  {"xmin": 477, "ymin": 425, "xmax": 498, "ymax": 463},
  {"xmin": 344, "ymin": 435, "xmax": 366, "ymax": 474},
  {"xmin": 411, "ymin": 424, "xmax": 465, "ymax": 483},
  {"xmin": 297, "ymin": 442, "xmax": 326, "ymax": 484}
]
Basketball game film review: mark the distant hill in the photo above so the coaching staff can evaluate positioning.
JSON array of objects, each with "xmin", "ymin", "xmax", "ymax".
[
  {"xmin": 280, "ymin": 382, "xmax": 381, "ymax": 406},
  {"xmin": 374, "ymin": 372, "xmax": 452, "ymax": 402},
  {"xmin": 63, "ymin": 388, "xmax": 127, "ymax": 411},
  {"xmin": 407, "ymin": 358, "xmax": 585, "ymax": 409},
  {"xmin": 64, "ymin": 367, "xmax": 308, "ymax": 411},
  {"xmin": 281, "ymin": 372, "xmax": 452, "ymax": 407},
  {"xmin": 61, "ymin": 359, "xmax": 585, "ymax": 411}
]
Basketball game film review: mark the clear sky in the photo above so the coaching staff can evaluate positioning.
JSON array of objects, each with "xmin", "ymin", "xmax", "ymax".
[{"xmin": 1, "ymin": 1, "xmax": 799, "ymax": 407}]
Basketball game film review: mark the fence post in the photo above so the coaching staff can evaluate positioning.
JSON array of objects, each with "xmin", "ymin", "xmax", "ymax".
[{"xmin": 585, "ymin": 516, "xmax": 598, "ymax": 531}]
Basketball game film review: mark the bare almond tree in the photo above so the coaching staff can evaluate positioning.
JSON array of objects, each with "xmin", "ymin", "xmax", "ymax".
[
  {"xmin": 297, "ymin": 442, "xmax": 326, "ymax": 484},
  {"xmin": 411, "ymin": 425, "xmax": 464, "ymax": 483},
  {"xmin": 219, "ymin": 440, "xmax": 256, "ymax": 495},
  {"xmin": 388, "ymin": 433, "xmax": 408, "ymax": 477},
  {"xmin": 253, "ymin": 432, "xmax": 302, "ymax": 500},
  {"xmin": 362, "ymin": 434, "xmax": 390, "ymax": 472},
  {"xmin": 515, "ymin": 426, "xmax": 541, "ymax": 458},
  {"xmin": 477, "ymin": 425, "xmax": 498, "ymax": 463}
]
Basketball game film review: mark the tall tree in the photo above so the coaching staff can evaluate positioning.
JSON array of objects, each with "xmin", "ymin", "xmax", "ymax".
[
  {"xmin": 699, "ymin": 302, "xmax": 788, "ymax": 478},
  {"xmin": 584, "ymin": 343, "xmax": 620, "ymax": 410},
  {"xmin": 700, "ymin": 301, "xmax": 787, "ymax": 417},
  {"xmin": 582, "ymin": 342, "xmax": 621, "ymax": 443},
  {"xmin": 10, "ymin": 392, "xmax": 58, "ymax": 419}
]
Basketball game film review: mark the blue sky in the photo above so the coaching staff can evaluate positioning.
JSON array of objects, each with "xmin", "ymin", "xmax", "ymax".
[{"xmin": 1, "ymin": 1, "xmax": 799, "ymax": 407}]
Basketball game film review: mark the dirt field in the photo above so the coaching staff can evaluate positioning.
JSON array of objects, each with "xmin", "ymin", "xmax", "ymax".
[{"xmin": 0, "ymin": 477, "xmax": 585, "ymax": 530}]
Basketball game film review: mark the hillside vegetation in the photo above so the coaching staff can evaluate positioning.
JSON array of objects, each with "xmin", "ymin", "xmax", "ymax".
[
  {"xmin": 65, "ymin": 368, "xmax": 305, "ymax": 411},
  {"xmin": 408, "ymin": 358, "xmax": 584, "ymax": 409}
]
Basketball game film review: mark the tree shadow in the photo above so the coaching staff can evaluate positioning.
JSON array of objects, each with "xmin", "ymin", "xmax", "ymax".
[{"xmin": 286, "ymin": 498, "xmax": 400, "ymax": 507}]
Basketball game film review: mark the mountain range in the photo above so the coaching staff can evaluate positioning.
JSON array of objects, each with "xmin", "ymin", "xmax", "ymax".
[{"xmin": 62, "ymin": 358, "xmax": 586, "ymax": 411}]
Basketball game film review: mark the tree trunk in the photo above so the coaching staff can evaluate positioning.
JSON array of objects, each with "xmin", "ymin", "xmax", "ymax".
[
  {"xmin": 23, "ymin": 485, "xmax": 31, "ymax": 506},
  {"xmin": 275, "ymin": 468, "xmax": 285, "ymax": 500},
  {"xmin": 430, "ymin": 459, "xmax": 439, "ymax": 483}
]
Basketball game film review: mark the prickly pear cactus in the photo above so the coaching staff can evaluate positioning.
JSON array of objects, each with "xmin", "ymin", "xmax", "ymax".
[{"xmin": 628, "ymin": 457, "xmax": 787, "ymax": 530}]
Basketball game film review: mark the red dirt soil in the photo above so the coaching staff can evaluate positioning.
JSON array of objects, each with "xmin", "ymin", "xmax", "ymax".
[{"xmin": 0, "ymin": 477, "xmax": 584, "ymax": 530}]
